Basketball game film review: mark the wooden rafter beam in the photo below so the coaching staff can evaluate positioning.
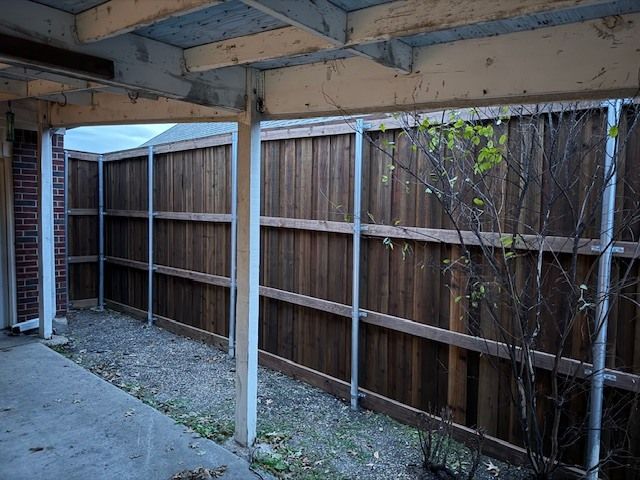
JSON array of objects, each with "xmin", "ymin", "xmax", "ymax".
[
  {"xmin": 346, "ymin": 0, "xmax": 612, "ymax": 44},
  {"xmin": 263, "ymin": 13, "xmax": 640, "ymax": 118},
  {"xmin": 0, "ymin": 33, "xmax": 114, "ymax": 80},
  {"xmin": 76, "ymin": 0, "xmax": 222, "ymax": 43},
  {"xmin": 238, "ymin": 0, "xmax": 412, "ymax": 73},
  {"xmin": 0, "ymin": 1, "xmax": 245, "ymax": 109},
  {"xmin": 48, "ymin": 91, "xmax": 236, "ymax": 127},
  {"xmin": 239, "ymin": 0, "xmax": 346, "ymax": 44},
  {"xmin": 0, "ymin": 77, "xmax": 105, "ymax": 101},
  {"xmin": 184, "ymin": 26, "xmax": 332, "ymax": 72}
]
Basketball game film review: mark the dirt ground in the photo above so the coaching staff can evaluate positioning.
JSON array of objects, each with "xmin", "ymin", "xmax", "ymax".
[{"xmin": 53, "ymin": 308, "xmax": 529, "ymax": 480}]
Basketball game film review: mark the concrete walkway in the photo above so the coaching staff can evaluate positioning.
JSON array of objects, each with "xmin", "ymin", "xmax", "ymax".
[{"xmin": 0, "ymin": 333, "xmax": 258, "ymax": 480}]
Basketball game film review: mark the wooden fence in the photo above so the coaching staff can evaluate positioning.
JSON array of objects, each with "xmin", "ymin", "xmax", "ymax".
[{"xmin": 66, "ymin": 109, "xmax": 640, "ymax": 476}]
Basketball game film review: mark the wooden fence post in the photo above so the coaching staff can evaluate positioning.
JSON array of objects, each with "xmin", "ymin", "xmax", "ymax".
[{"xmin": 234, "ymin": 70, "xmax": 262, "ymax": 447}]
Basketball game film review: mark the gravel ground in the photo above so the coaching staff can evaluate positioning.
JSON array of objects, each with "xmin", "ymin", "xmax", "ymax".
[{"xmin": 53, "ymin": 308, "xmax": 531, "ymax": 480}]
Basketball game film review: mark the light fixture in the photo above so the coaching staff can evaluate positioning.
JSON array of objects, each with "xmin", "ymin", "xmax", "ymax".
[{"xmin": 5, "ymin": 101, "xmax": 15, "ymax": 142}]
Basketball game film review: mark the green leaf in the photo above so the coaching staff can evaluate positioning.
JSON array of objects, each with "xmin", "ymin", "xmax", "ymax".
[
  {"xmin": 500, "ymin": 236, "xmax": 513, "ymax": 247},
  {"xmin": 472, "ymin": 197, "xmax": 485, "ymax": 207},
  {"xmin": 454, "ymin": 295, "xmax": 463, "ymax": 304},
  {"xmin": 380, "ymin": 122, "xmax": 386, "ymax": 133},
  {"xmin": 499, "ymin": 134, "xmax": 508, "ymax": 145},
  {"xmin": 608, "ymin": 125, "xmax": 619, "ymax": 138}
]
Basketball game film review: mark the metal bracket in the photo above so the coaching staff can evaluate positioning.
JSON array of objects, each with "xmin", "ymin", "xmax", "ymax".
[
  {"xmin": 584, "ymin": 368, "xmax": 617, "ymax": 382},
  {"xmin": 359, "ymin": 311, "xmax": 368, "ymax": 318},
  {"xmin": 590, "ymin": 244, "xmax": 624, "ymax": 254}
]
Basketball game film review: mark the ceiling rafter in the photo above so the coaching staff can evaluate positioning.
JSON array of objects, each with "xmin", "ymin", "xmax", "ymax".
[
  {"xmin": 76, "ymin": 0, "xmax": 222, "ymax": 43},
  {"xmin": 238, "ymin": 0, "xmax": 413, "ymax": 73}
]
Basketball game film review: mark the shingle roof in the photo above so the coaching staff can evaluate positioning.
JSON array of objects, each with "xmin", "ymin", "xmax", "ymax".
[{"xmin": 141, "ymin": 117, "xmax": 346, "ymax": 147}]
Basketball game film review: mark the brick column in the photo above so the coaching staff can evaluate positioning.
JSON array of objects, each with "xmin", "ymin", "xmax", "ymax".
[{"xmin": 12, "ymin": 129, "xmax": 66, "ymax": 323}]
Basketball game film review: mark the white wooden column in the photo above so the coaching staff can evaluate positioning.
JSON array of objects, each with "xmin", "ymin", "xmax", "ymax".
[
  {"xmin": 38, "ymin": 125, "xmax": 55, "ymax": 339},
  {"xmin": 234, "ymin": 70, "xmax": 262, "ymax": 447}
]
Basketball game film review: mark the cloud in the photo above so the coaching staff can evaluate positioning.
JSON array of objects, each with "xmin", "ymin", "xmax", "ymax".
[{"xmin": 64, "ymin": 124, "xmax": 175, "ymax": 153}]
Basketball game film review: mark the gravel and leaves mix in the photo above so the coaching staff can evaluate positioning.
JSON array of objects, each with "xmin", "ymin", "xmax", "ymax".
[{"xmin": 55, "ymin": 308, "xmax": 529, "ymax": 479}]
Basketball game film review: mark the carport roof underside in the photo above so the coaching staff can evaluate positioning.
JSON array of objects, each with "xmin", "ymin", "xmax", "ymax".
[{"xmin": 0, "ymin": 0, "xmax": 639, "ymax": 128}]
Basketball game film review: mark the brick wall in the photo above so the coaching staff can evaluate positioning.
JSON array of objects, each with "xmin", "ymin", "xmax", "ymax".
[{"xmin": 12, "ymin": 129, "xmax": 66, "ymax": 323}]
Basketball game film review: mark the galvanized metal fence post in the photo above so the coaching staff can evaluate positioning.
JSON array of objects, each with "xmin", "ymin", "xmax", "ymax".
[
  {"xmin": 97, "ymin": 153, "xmax": 104, "ymax": 311},
  {"xmin": 63, "ymin": 150, "xmax": 69, "ymax": 310},
  {"xmin": 229, "ymin": 131, "xmax": 238, "ymax": 357},
  {"xmin": 585, "ymin": 99, "xmax": 623, "ymax": 479},
  {"xmin": 147, "ymin": 145, "xmax": 154, "ymax": 325},
  {"xmin": 351, "ymin": 118, "xmax": 365, "ymax": 410}
]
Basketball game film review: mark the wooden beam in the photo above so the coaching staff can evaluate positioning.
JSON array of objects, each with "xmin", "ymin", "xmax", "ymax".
[
  {"xmin": 239, "ymin": 0, "xmax": 346, "ymax": 45},
  {"xmin": 346, "ymin": 0, "xmax": 612, "ymax": 44},
  {"xmin": 0, "ymin": 78, "xmax": 105, "ymax": 101},
  {"xmin": 234, "ymin": 70, "xmax": 262, "ymax": 447},
  {"xmin": 68, "ymin": 255, "xmax": 98, "ymax": 264},
  {"xmin": 76, "ymin": 0, "xmax": 221, "ymax": 43},
  {"xmin": 0, "ymin": 1, "xmax": 245, "ymax": 109},
  {"xmin": 49, "ymin": 92, "xmax": 236, "ymax": 127},
  {"xmin": 264, "ymin": 13, "xmax": 640, "ymax": 117},
  {"xmin": 184, "ymin": 26, "xmax": 333, "ymax": 72},
  {"xmin": 0, "ymin": 33, "xmax": 114, "ymax": 80}
]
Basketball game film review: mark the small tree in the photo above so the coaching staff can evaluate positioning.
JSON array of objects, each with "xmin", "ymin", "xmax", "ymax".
[{"xmin": 367, "ymin": 102, "xmax": 640, "ymax": 478}]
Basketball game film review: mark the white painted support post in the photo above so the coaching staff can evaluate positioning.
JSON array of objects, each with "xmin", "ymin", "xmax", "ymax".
[
  {"xmin": 97, "ymin": 153, "xmax": 104, "ymax": 310},
  {"xmin": 585, "ymin": 99, "xmax": 623, "ymax": 479},
  {"xmin": 147, "ymin": 145, "xmax": 154, "ymax": 325},
  {"xmin": 38, "ymin": 127, "xmax": 55, "ymax": 339},
  {"xmin": 350, "ymin": 118, "xmax": 365, "ymax": 409},
  {"xmin": 234, "ymin": 70, "xmax": 262, "ymax": 447},
  {"xmin": 229, "ymin": 131, "xmax": 238, "ymax": 358}
]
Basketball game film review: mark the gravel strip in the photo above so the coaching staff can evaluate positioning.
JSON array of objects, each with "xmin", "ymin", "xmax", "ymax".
[{"xmin": 56, "ymin": 308, "xmax": 530, "ymax": 480}]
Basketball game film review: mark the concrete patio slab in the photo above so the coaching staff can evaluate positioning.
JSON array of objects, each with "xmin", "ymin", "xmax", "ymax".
[{"xmin": 0, "ymin": 340, "xmax": 258, "ymax": 480}]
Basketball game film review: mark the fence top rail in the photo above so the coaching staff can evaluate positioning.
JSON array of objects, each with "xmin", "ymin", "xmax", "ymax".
[{"xmin": 64, "ymin": 100, "xmax": 632, "ymax": 163}]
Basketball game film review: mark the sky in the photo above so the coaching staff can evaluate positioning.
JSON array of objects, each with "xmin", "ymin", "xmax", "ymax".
[{"xmin": 64, "ymin": 124, "xmax": 175, "ymax": 153}]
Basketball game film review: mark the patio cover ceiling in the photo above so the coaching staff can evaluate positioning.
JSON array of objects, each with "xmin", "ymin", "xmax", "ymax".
[{"xmin": 0, "ymin": 0, "xmax": 638, "ymax": 127}]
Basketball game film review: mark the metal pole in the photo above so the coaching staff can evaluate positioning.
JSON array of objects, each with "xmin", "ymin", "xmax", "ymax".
[
  {"xmin": 585, "ymin": 99, "xmax": 622, "ymax": 479},
  {"xmin": 229, "ymin": 131, "xmax": 238, "ymax": 357},
  {"xmin": 97, "ymin": 153, "xmax": 104, "ymax": 311},
  {"xmin": 147, "ymin": 145, "xmax": 154, "ymax": 325},
  {"xmin": 350, "ymin": 118, "xmax": 364, "ymax": 410},
  {"xmin": 63, "ymin": 150, "xmax": 69, "ymax": 310}
]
